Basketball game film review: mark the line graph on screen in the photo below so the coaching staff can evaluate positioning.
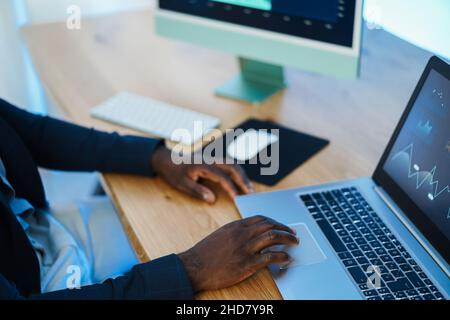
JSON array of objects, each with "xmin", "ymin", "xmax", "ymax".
[{"xmin": 391, "ymin": 143, "xmax": 449, "ymax": 201}]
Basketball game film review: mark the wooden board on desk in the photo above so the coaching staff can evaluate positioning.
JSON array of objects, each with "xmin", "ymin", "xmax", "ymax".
[{"xmin": 21, "ymin": 9, "xmax": 432, "ymax": 299}]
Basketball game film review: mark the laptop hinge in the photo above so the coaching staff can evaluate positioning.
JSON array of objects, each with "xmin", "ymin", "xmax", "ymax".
[{"xmin": 374, "ymin": 186, "xmax": 450, "ymax": 278}]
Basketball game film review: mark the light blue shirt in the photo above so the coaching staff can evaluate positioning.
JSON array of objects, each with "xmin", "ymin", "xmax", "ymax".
[{"xmin": 0, "ymin": 158, "xmax": 91, "ymax": 292}]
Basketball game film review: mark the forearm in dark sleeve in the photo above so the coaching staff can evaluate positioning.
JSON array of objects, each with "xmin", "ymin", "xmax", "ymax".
[
  {"xmin": 0, "ymin": 98, "xmax": 161, "ymax": 176},
  {"xmin": 30, "ymin": 254, "xmax": 194, "ymax": 300},
  {"xmin": 0, "ymin": 274, "xmax": 25, "ymax": 300}
]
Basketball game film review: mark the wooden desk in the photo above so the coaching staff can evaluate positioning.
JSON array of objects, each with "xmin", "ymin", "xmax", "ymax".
[{"xmin": 22, "ymin": 9, "xmax": 432, "ymax": 299}]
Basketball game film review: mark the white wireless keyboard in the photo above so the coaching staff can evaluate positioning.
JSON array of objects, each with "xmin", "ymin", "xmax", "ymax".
[{"xmin": 91, "ymin": 92, "xmax": 221, "ymax": 145}]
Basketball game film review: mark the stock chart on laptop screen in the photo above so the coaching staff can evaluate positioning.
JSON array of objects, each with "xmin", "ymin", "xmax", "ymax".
[{"xmin": 384, "ymin": 70, "xmax": 450, "ymax": 241}]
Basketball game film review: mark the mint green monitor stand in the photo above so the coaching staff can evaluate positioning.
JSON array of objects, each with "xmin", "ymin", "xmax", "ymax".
[{"xmin": 215, "ymin": 57, "xmax": 287, "ymax": 104}]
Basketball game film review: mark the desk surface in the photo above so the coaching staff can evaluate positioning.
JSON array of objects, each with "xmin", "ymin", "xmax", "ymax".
[{"xmin": 22, "ymin": 9, "xmax": 432, "ymax": 299}]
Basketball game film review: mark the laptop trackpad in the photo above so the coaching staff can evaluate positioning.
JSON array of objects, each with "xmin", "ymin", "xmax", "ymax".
[{"xmin": 272, "ymin": 223, "xmax": 327, "ymax": 269}]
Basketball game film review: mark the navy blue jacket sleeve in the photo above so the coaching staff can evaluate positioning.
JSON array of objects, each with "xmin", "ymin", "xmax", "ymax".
[
  {"xmin": 0, "ymin": 99, "xmax": 161, "ymax": 176},
  {"xmin": 0, "ymin": 274, "xmax": 25, "ymax": 300},
  {"xmin": 1, "ymin": 254, "xmax": 194, "ymax": 300}
]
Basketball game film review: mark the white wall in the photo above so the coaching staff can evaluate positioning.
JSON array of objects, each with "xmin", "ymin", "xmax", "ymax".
[
  {"xmin": 365, "ymin": 0, "xmax": 450, "ymax": 59},
  {"xmin": 22, "ymin": 0, "xmax": 153, "ymax": 24}
]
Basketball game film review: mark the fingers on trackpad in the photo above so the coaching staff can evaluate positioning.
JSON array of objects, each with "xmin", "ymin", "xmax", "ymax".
[{"xmin": 271, "ymin": 223, "xmax": 327, "ymax": 269}]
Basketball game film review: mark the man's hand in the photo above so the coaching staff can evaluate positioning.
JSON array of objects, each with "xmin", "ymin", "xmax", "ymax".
[
  {"xmin": 179, "ymin": 215, "xmax": 299, "ymax": 293},
  {"xmin": 151, "ymin": 145, "xmax": 254, "ymax": 203}
]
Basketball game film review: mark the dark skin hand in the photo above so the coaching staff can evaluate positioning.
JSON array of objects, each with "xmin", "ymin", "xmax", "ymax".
[
  {"xmin": 151, "ymin": 145, "xmax": 254, "ymax": 203},
  {"xmin": 151, "ymin": 147, "xmax": 297, "ymax": 292},
  {"xmin": 179, "ymin": 215, "xmax": 299, "ymax": 293}
]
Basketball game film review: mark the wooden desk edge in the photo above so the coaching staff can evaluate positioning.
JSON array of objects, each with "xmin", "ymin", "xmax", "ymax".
[{"xmin": 99, "ymin": 174, "xmax": 151, "ymax": 263}]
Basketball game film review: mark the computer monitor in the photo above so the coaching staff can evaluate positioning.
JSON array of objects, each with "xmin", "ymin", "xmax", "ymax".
[{"xmin": 156, "ymin": 0, "xmax": 363, "ymax": 104}]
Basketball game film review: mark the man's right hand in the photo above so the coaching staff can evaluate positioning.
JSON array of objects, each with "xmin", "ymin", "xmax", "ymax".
[{"xmin": 178, "ymin": 215, "xmax": 299, "ymax": 293}]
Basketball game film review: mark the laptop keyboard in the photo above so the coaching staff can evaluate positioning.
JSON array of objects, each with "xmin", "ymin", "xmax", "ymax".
[{"xmin": 300, "ymin": 187, "xmax": 445, "ymax": 300}]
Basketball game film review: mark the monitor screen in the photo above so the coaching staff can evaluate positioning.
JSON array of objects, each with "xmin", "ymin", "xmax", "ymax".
[
  {"xmin": 214, "ymin": 0, "xmax": 340, "ymax": 22},
  {"xmin": 159, "ymin": 0, "xmax": 358, "ymax": 48},
  {"xmin": 383, "ymin": 69, "xmax": 450, "ymax": 242}
]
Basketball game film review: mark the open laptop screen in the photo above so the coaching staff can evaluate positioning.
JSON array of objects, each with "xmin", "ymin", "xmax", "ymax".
[{"xmin": 374, "ymin": 57, "xmax": 450, "ymax": 265}]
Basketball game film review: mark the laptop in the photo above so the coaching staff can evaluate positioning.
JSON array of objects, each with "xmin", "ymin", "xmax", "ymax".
[{"xmin": 235, "ymin": 56, "xmax": 449, "ymax": 300}]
